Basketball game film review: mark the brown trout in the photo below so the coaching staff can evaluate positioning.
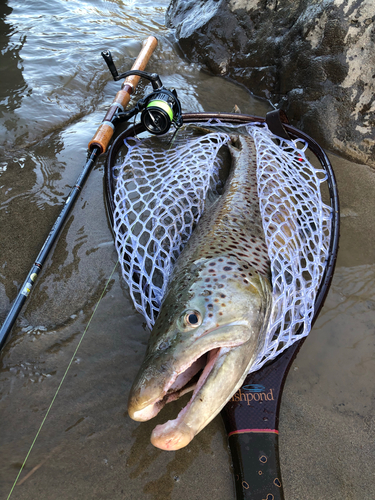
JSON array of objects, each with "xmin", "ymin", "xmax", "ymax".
[{"xmin": 128, "ymin": 134, "xmax": 273, "ymax": 450}]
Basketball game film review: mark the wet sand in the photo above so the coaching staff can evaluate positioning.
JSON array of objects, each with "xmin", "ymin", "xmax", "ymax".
[
  {"xmin": 280, "ymin": 155, "xmax": 375, "ymax": 499},
  {"xmin": 1, "ymin": 142, "xmax": 374, "ymax": 500}
]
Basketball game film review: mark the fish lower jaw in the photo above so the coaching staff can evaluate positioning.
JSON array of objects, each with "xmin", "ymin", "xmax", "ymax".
[
  {"xmin": 151, "ymin": 420, "xmax": 195, "ymax": 451},
  {"xmin": 150, "ymin": 347, "xmax": 225, "ymax": 450}
]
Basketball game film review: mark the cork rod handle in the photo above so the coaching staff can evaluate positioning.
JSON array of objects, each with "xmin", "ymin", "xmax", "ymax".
[{"xmin": 88, "ymin": 36, "xmax": 158, "ymax": 154}]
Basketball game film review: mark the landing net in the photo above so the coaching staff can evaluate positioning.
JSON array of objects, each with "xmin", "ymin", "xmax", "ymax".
[{"xmin": 112, "ymin": 121, "xmax": 333, "ymax": 372}]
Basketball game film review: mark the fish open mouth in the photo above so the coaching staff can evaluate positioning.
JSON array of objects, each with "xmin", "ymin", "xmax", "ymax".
[
  {"xmin": 128, "ymin": 321, "xmax": 253, "ymax": 450},
  {"xmin": 152, "ymin": 346, "xmax": 225, "ymax": 450},
  {"xmin": 158, "ymin": 323, "xmax": 250, "ymax": 414},
  {"xmin": 130, "ymin": 346, "xmax": 229, "ymax": 450},
  {"xmin": 131, "ymin": 347, "xmax": 223, "ymax": 420},
  {"xmin": 164, "ymin": 347, "xmax": 222, "ymax": 404}
]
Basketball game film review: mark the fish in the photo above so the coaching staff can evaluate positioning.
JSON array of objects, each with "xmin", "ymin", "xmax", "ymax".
[{"xmin": 127, "ymin": 133, "xmax": 273, "ymax": 450}]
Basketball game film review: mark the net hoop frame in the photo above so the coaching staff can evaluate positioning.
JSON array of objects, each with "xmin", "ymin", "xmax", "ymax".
[{"xmin": 104, "ymin": 112, "xmax": 339, "ymax": 361}]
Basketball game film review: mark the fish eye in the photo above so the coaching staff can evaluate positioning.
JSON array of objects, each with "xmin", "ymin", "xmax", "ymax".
[{"xmin": 184, "ymin": 311, "xmax": 202, "ymax": 328}]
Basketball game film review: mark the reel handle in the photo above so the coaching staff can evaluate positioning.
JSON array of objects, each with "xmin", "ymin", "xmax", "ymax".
[
  {"xmin": 101, "ymin": 57, "xmax": 163, "ymax": 90},
  {"xmin": 88, "ymin": 36, "xmax": 158, "ymax": 154},
  {"xmin": 101, "ymin": 50, "xmax": 119, "ymax": 80}
]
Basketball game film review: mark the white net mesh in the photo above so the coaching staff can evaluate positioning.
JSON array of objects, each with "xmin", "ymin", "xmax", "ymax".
[
  {"xmin": 247, "ymin": 124, "xmax": 332, "ymax": 371},
  {"xmin": 112, "ymin": 130, "xmax": 229, "ymax": 327},
  {"xmin": 112, "ymin": 121, "xmax": 333, "ymax": 372}
]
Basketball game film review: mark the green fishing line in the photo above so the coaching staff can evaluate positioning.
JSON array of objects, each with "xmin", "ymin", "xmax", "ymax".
[{"xmin": 7, "ymin": 261, "xmax": 118, "ymax": 499}]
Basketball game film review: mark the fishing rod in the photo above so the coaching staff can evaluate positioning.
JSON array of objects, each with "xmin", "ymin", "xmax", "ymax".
[{"xmin": 0, "ymin": 36, "xmax": 159, "ymax": 351}]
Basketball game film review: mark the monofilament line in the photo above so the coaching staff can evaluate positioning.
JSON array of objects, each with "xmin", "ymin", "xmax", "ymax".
[{"xmin": 7, "ymin": 261, "xmax": 118, "ymax": 499}]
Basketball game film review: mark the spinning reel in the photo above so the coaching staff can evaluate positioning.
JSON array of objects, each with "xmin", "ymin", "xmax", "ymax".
[{"xmin": 102, "ymin": 50, "xmax": 183, "ymax": 135}]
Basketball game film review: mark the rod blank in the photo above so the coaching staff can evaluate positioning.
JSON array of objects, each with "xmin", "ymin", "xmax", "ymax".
[{"xmin": 0, "ymin": 36, "xmax": 158, "ymax": 351}]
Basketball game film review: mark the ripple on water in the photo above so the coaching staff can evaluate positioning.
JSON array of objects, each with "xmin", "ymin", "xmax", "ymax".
[{"xmin": 0, "ymin": 0, "xmax": 170, "ymax": 147}]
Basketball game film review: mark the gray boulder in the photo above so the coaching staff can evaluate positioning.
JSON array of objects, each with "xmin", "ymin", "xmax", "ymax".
[{"xmin": 167, "ymin": 0, "xmax": 375, "ymax": 166}]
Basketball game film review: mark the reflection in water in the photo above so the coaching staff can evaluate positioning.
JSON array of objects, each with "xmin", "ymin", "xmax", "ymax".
[
  {"xmin": 0, "ymin": 132, "xmax": 68, "ymax": 305},
  {"xmin": 0, "ymin": 0, "xmax": 171, "ymax": 148},
  {"xmin": 0, "ymin": 1, "xmax": 29, "ymax": 130}
]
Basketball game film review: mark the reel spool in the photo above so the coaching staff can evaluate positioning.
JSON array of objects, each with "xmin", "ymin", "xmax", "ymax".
[
  {"xmin": 141, "ymin": 89, "xmax": 181, "ymax": 135},
  {"xmin": 101, "ymin": 50, "xmax": 183, "ymax": 136}
]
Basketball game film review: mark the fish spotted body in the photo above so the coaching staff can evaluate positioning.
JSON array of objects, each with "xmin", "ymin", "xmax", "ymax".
[{"xmin": 128, "ymin": 134, "xmax": 273, "ymax": 450}]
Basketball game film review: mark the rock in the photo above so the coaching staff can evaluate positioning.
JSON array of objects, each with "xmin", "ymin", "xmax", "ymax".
[{"xmin": 167, "ymin": 0, "xmax": 375, "ymax": 167}]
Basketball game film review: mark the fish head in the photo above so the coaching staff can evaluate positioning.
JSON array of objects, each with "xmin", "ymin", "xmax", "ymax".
[{"xmin": 127, "ymin": 256, "xmax": 272, "ymax": 449}]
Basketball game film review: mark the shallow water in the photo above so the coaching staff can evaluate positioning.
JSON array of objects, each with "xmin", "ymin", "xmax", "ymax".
[{"xmin": 0, "ymin": 1, "xmax": 374, "ymax": 499}]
